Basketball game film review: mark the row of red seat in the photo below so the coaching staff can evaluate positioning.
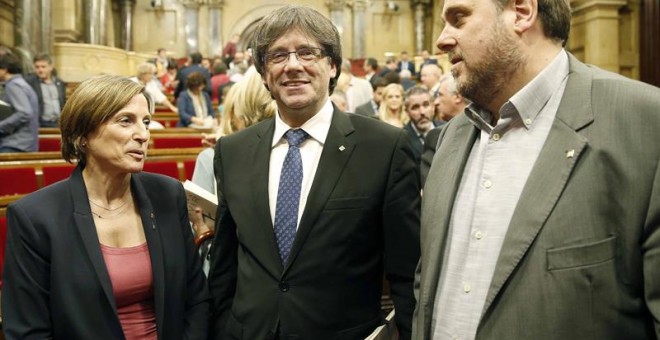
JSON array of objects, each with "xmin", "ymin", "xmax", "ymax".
[
  {"xmin": 0, "ymin": 160, "xmax": 196, "ymax": 197},
  {"xmin": 38, "ymin": 136, "xmax": 203, "ymax": 152}
]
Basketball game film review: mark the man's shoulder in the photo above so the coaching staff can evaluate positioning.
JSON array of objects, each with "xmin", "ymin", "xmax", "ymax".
[
  {"xmin": 568, "ymin": 56, "xmax": 660, "ymax": 99},
  {"xmin": 222, "ymin": 118, "xmax": 273, "ymax": 143},
  {"xmin": 590, "ymin": 67, "xmax": 660, "ymax": 99},
  {"xmin": 24, "ymin": 73, "xmax": 39, "ymax": 84}
]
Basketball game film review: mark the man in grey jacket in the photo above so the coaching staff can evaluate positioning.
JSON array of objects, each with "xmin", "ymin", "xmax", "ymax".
[{"xmin": 0, "ymin": 53, "xmax": 39, "ymax": 152}]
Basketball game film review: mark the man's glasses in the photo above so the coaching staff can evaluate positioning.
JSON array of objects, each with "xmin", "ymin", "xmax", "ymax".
[{"xmin": 264, "ymin": 47, "xmax": 325, "ymax": 66}]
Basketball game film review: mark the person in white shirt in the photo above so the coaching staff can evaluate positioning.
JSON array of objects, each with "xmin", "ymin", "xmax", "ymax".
[{"xmin": 131, "ymin": 62, "xmax": 177, "ymax": 113}]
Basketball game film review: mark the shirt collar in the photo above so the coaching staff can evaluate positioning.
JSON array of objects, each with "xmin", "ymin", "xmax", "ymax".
[
  {"xmin": 465, "ymin": 49, "xmax": 569, "ymax": 133},
  {"xmin": 272, "ymin": 98, "xmax": 333, "ymax": 147}
]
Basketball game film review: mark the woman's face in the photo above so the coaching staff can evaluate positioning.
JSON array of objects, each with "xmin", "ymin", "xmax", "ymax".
[
  {"xmin": 84, "ymin": 94, "xmax": 151, "ymax": 175},
  {"xmin": 191, "ymin": 84, "xmax": 204, "ymax": 94},
  {"xmin": 385, "ymin": 90, "xmax": 403, "ymax": 111}
]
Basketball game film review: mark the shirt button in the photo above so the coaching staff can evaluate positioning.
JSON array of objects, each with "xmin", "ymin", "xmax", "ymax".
[
  {"xmin": 279, "ymin": 282, "xmax": 289, "ymax": 292},
  {"xmin": 524, "ymin": 118, "xmax": 532, "ymax": 125},
  {"xmin": 463, "ymin": 283, "xmax": 471, "ymax": 293},
  {"xmin": 474, "ymin": 230, "xmax": 483, "ymax": 240},
  {"xmin": 492, "ymin": 133, "xmax": 501, "ymax": 141},
  {"xmin": 482, "ymin": 180, "xmax": 492, "ymax": 189}
]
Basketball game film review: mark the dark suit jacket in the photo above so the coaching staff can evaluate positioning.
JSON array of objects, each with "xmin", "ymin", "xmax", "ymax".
[
  {"xmin": 174, "ymin": 64, "xmax": 212, "ymax": 98},
  {"xmin": 413, "ymin": 53, "xmax": 660, "ymax": 339},
  {"xmin": 177, "ymin": 90, "xmax": 215, "ymax": 127},
  {"xmin": 24, "ymin": 74, "xmax": 67, "ymax": 121},
  {"xmin": 396, "ymin": 61, "xmax": 416, "ymax": 77},
  {"xmin": 403, "ymin": 121, "xmax": 443, "ymax": 165},
  {"xmin": 209, "ymin": 109, "xmax": 421, "ymax": 340},
  {"xmin": 2, "ymin": 166, "xmax": 209, "ymax": 339},
  {"xmin": 354, "ymin": 100, "xmax": 377, "ymax": 118}
]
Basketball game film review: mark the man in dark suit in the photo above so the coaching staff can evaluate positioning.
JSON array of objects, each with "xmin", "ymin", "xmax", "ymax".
[
  {"xmin": 25, "ymin": 53, "xmax": 67, "ymax": 128},
  {"xmin": 208, "ymin": 5, "xmax": 420, "ymax": 340},
  {"xmin": 355, "ymin": 76, "xmax": 388, "ymax": 118},
  {"xmin": 402, "ymin": 86, "xmax": 442, "ymax": 164},
  {"xmin": 420, "ymin": 50, "xmax": 438, "ymax": 67},
  {"xmin": 396, "ymin": 51, "xmax": 416, "ymax": 78},
  {"xmin": 413, "ymin": 0, "xmax": 660, "ymax": 339},
  {"xmin": 174, "ymin": 52, "xmax": 211, "ymax": 98}
]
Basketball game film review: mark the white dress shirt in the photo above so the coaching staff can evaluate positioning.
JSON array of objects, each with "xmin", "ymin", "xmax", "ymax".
[{"xmin": 268, "ymin": 99, "xmax": 333, "ymax": 229}]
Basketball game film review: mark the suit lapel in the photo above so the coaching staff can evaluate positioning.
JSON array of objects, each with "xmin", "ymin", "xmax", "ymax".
[
  {"xmin": 69, "ymin": 166, "xmax": 121, "ymax": 324},
  {"xmin": 283, "ymin": 110, "xmax": 355, "ymax": 274},
  {"xmin": 131, "ymin": 174, "xmax": 166, "ymax": 336},
  {"xmin": 481, "ymin": 54, "xmax": 595, "ymax": 317},
  {"xmin": 420, "ymin": 116, "xmax": 478, "ymax": 311},
  {"xmin": 252, "ymin": 120, "xmax": 286, "ymax": 275}
]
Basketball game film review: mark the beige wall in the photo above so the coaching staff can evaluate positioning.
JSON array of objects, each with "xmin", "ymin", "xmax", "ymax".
[
  {"xmin": 1, "ymin": 0, "xmax": 644, "ymax": 81},
  {"xmin": 429, "ymin": 0, "xmax": 641, "ymax": 79},
  {"xmin": 0, "ymin": 0, "xmax": 14, "ymax": 48},
  {"xmin": 131, "ymin": 0, "xmax": 421, "ymax": 63}
]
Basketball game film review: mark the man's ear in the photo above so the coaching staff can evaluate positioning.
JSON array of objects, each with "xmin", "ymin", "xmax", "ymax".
[{"xmin": 513, "ymin": 0, "xmax": 537, "ymax": 34}]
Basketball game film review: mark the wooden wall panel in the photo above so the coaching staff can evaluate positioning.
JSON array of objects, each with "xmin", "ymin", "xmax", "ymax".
[{"xmin": 640, "ymin": 0, "xmax": 660, "ymax": 87}]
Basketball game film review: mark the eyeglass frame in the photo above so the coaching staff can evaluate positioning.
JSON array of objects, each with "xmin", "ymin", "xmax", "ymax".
[{"xmin": 263, "ymin": 47, "xmax": 326, "ymax": 67}]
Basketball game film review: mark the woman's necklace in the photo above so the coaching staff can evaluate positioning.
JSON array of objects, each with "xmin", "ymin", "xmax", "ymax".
[
  {"xmin": 89, "ymin": 197, "xmax": 128, "ymax": 211},
  {"xmin": 89, "ymin": 192, "xmax": 131, "ymax": 219},
  {"xmin": 90, "ymin": 199, "xmax": 131, "ymax": 219}
]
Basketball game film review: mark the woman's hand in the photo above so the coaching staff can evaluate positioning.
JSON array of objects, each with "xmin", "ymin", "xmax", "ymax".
[{"xmin": 189, "ymin": 206, "xmax": 211, "ymax": 237}]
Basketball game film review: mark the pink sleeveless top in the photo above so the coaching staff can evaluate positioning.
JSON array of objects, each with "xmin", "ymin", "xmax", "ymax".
[{"xmin": 101, "ymin": 242, "xmax": 157, "ymax": 340}]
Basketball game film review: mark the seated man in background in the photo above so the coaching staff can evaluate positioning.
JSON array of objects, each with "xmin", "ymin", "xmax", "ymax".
[
  {"xmin": 355, "ymin": 76, "xmax": 389, "ymax": 118},
  {"xmin": 131, "ymin": 62, "xmax": 178, "ymax": 113},
  {"xmin": 403, "ymin": 86, "xmax": 442, "ymax": 164},
  {"xmin": 25, "ymin": 53, "xmax": 66, "ymax": 128}
]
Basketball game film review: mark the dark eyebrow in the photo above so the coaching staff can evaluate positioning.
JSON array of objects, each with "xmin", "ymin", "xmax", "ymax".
[{"xmin": 444, "ymin": 5, "xmax": 472, "ymax": 23}]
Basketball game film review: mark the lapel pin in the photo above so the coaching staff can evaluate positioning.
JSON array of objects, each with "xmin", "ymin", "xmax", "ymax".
[
  {"xmin": 339, "ymin": 145, "xmax": 345, "ymax": 151},
  {"xmin": 566, "ymin": 149, "xmax": 575, "ymax": 158}
]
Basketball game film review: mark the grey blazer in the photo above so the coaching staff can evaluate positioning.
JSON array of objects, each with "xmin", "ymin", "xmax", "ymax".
[{"xmin": 413, "ymin": 54, "xmax": 660, "ymax": 339}]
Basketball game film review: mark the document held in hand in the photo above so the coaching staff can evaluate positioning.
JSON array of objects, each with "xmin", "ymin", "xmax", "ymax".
[{"xmin": 183, "ymin": 180, "xmax": 218, "ymax": 222}]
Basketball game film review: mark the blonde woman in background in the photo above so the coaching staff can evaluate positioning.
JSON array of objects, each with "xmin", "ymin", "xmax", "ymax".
[
  {"xmin": 378, "ymin": 83, "xmax": 408, "ymax": 128},
  {"xmin": 189, "ymin": 67, "xmax": 276, "ymax": 273}
]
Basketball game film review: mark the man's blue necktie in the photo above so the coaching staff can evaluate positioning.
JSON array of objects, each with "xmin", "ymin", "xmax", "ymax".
[{"xmin": 274, "ymin": 129, "xmax": 309, "ymax": 265}]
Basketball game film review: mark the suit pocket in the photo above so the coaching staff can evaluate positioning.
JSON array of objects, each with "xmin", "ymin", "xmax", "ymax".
[
  {"xmin": 226, "ymin": 313, "xmax": 243, "ymax": 339},
  {"xmin": 547, "ymin": 235, "xmax": 617, "ymax": 271},
  {"xmin": 324, "ymin": 197, "xmax": 370, "ymax": 211}
]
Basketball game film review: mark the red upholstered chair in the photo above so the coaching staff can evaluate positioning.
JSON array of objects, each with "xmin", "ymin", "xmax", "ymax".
[
  {"xmin": 152, "ymin": 136, "xmax": 201, "ymax": 149},
  {"xmin": 42, "ymin": 164, "xmax": 76, "ymax": 186},
  {"xmin": 0, "ymin": 215, "xmax": 7, "ymax": 288},
  {"xmin": 184, "ymin": 159, "xmax": 196, "ymax": 180},
  {"xmin": 39, "ymin": 137, "xmax": 62, "ymax": 152},
  {"xmin": 143, "ymin": 161, "xmax": 180, "ymax": 180},
  {"xmin": 0, "ymin": 168, "xmax": 38, "ymax": 196}
]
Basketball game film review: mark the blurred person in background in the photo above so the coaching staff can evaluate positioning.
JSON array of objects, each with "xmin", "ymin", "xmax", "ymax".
[
  {"xmin": 378, "ymin": 83, "xmax": 408, "ymax": 128},
  {"xmin": 25, "ymin": 53, "xmax": 67, "ymax": 128},
  {"xmin": 0, "ymin": 53, "xmax": 38, "ymax": 152},
  {"xmin": 177, "ymin": 72, "xmax": 215, "ymax": 128},
  {"xmin": 131, "ymin": 62, "xmax": 177, "ymax": 113}
]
